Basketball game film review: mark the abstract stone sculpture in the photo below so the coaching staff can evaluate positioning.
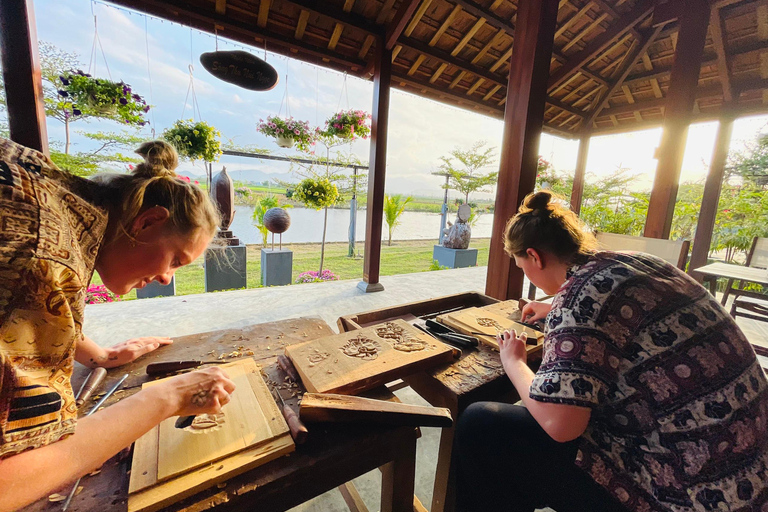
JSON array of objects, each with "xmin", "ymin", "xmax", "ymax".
[
  {"xmin": 210, "ymin": 166, "xmax": 239, "ymax": 245},
  {"xmin": 263, "ymin": 207, "xmax": 291, "ymax": 250},
  {"xmin": 441, "ymin": 204, "xmax": 472, "ymax": 250}
]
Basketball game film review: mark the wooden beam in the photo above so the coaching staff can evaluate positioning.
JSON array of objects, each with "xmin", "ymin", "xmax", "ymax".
[
  {"xmin": 555, "ymin": 2, "xmax": 594, "ymax": 40},
  {"xmin": 384, "ymin": 0, "xmax": 421, "ymax": 50},
  {"xmin": 375, "ymin": 0, "xmax": 396, "ymax": 24},
  {"xmin": 561, "ymin": 12, "xmax": 609, "ymax": 53},
  {"xmin": 404, "ymin": 0, "xmax": 433, "ymax": 38},
  {"xmin": 408, "ymin": 54, "xmax": 427, "ymax": 75},
  {"xmin": 547, "ymin": 96, "xmax": 586, "ymax": 117},
  {"xmin": 215, "ymin": 0, "xmax": 227, "ymax": 15},
  {"xmin": 487, "ymin": 0, "xmax": 559, "ymax": 300},
  {"xmin": 258, "ymin": 0, "xmax": 271, "ymax": 28},
  {"xmin": 0, "ymin": 0, "xmax": 49, "ymax": 153},
  {"xmin": 709, "ymin": 5, "xmax": 733, "ymax": 103},
  {"xmin": 360, "ymin": 38, "xmax": 391, "ymax": 293},
  {"xmin": 688, "ymin": 116, "xmax": 734, "ymax": 279},
  {"xmin": 284, "ymin": 0, "xmax": 380, "ymax": 35},
  {"xmin": 570, "ymin": 134, "xmax": 590, "ymax": 214},
  {"xmin": 430, "ymin": 62, "xmax": 449, "ymax": 83},
  {"xmin": 401, "ymin": 36, "xmax": 504, "ymax": 87},
  {"xmin": 586, "ymin": 26, "xmax": 663, "ymax": 126},
  {"xmin": 652, "ymin": 0, "xmax": 684, "ymax": 26},
  {"xmin": 466, "ymin": 77, "xmax": 485, "ymax": 95},
  {"xmin": 429, "ymin": 5, "xmax": 463, "ymax": 46},
  {"xmin": 645, "ymin": 0, "xmax": 710, "ymax": 240},
  {"xmin": 471, "ymin": 28, "xmax": 506, "ymax": 64},
  {"xmin": 449, "ymin": 70, "xmax": 467, "ymax": 88},
  {"xmin": 483, "ymin": 84, "xmax": 502, "ymax": 101},
  {"xmin": 548, "ymin": 0, "xmax": 654, "ymax": 91},
  {"xmin": 343, "ymin": 0, "xmax": 356, "ymax": 11},
  {"xmin": 392, "ymin": 71, "xmax": 504, "ymax": 117},
  {"xmin": 359, "ymin": 34, "xmax": 375, "ymax": 59},
  {"xmin": 622, "ymin": 84, "xmax": 635, "ymax": 103},
  {"xmin": 328, "ymin": 23, "xmax": 344, "ymax": 50},
  {"xmin": 295, "ymin": 10, "xmax": 310, "ymax": 40},
  {"xmin": 451, "ymin": 18, "xmax": 486, "ymax": 57}
]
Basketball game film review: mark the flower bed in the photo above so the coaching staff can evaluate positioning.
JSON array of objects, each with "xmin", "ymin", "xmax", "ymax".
[
  {"xmin": 85, "ymin": 285, "xmax": 121, "ymax": 304},
  {"xmin": 295, "ymin": 270, "xmax": 340, "ymax": 284}
]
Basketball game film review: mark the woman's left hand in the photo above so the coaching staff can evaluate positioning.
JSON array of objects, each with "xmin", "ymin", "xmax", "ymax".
[
  {"xmin": 102, "ymin": 337, "xmax": 173, "ymax": 367},
  {"xmin": 497, "ymin": 329, "xmax": 528, "ymax": 375}
]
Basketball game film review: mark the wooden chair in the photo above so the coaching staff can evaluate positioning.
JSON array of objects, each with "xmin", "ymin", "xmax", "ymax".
[
  {"xmin": 725, "ymin": 237, "xmax": 768, "ymax": 321},
  {"xmin": 526, "ymin": 233, "xmax": 690, "ymax": 300}
]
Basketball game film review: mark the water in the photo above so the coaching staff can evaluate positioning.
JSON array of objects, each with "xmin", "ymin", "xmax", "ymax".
[{"xmin": 228, "ymin": 205, "xmax": 495, "ymax": 245}]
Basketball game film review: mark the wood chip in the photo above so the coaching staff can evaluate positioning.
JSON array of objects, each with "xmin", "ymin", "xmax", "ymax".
[
  {"xmin": 48, "ymin": 494, "xmax": 66, "ymax": 502},
  {"xmin": 75, "ymin": 486, "xmax": 83, "ymax": 496},
  {"xmin": 89, "ymin": 469, "xmax": 101, "ymax": 476}
]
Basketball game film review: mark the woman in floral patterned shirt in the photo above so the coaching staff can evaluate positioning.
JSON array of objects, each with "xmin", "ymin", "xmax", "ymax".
[
  {"xmin": 0, "ymin": 139, "xmax": 235, "ymax": 511},
  {"xmin": 456, "ymin": 191, "xmax": 768, "ymax": 512}
]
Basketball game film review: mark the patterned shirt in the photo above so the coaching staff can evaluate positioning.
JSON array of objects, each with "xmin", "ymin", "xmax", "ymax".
[
  {"xmin": 0, "ymin": 138, "xmax": 107, "ymax": 458},
  {"xmin": 530, "ymin": 251, "xmax": 768, "ymax": 512}
]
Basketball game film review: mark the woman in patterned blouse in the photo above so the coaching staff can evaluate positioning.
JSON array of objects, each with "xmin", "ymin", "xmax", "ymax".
[
  {"xmin": 0, "ymin": 139, "xmax": 235, "ymax": 510},
  {"xmin": 455, "ymin": 191, "xmax": 768, "ymax": 512}
]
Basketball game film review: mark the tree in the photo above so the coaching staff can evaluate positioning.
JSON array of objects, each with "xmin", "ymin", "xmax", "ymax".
[
  {"xmin": 433, "ymin": 141, "xmax": 497, "ymax": 203},
  {"xmin": 293, "ymin": 177, "xmax": 339, "ymax": 276},
  {"xmin": 383, "ymin": 194, "xmax": 412, "ymax": 246},
  {"xmin": 725, "ymin": 133, "xmax": 768, "ymax": 188}
]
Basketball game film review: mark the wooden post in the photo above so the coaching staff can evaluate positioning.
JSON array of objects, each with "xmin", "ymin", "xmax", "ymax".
[
  {"xmin": 644, "ymin": 1, "xmax": 709, "ymax": 239},
  {"xmin": 570, "ymin": 133, "xmax": 590, "ymax": 215},
  {"xmin": 688, "ymin": 115, "xmax": 734, "ymax": 279},
  {"xmin": 485, "ymin": 0, "xmax": 559, "ymax": 300},
  {"xmin": 0, "ymin": 0, "xmax": 48, "ymax": 153},
  {"xmin": 358, "ymin": 38, "xmax": 391, "ymax": 293}
]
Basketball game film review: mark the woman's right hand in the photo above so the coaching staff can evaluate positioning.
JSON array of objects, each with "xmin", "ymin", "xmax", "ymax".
[
  {"xmin": 146, "ymin": 367, "xmax": 236, "ymax": 418},
  {"xmin": 521, "ymin": 301, "xmax": 552, "ymax": 324}
]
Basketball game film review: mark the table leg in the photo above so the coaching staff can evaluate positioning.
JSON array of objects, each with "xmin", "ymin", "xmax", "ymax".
[
  {"xmin": 430, "ymin": 420, "xmax": 457, "ymax": 512},
  {"xmin": 380, "ymin": 432, "xmax": 417, "ymax": 512}
]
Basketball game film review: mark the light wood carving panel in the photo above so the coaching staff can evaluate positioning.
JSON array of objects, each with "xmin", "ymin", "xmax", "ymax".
[
  {"xmin": 437, "ymin": 307, "xmax": 545, "ymax": 351},
  {"xmin": 285, "ymin": 319, "xmax": 454, "ymax": 395}
]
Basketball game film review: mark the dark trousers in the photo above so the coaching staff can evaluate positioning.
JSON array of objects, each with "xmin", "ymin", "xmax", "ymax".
[{"xmin": 455, "ymin": 402, "xmax": 629, "ymax": 512}]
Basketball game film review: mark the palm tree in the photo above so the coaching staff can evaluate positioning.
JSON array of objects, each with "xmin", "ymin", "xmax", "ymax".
[{"xmin": 384, "ymin": 194, "xmax": 412, "ymax": 246}]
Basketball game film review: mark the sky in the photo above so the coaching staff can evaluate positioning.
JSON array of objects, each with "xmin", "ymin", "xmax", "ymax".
[{"xmin": 18, "ymin": 0, "xmax": 768, "ymax": 199}]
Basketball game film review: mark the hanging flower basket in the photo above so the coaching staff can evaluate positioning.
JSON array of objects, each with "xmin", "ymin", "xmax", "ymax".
[
  {"xmin": 162, "ymin": 119, "xmax": 222, "ymax": 162},
  {"xmin": 257, "ymin": 115, "xmax": 316, "ymax": 151},
  {"xmin": 293, "ymin": 177, "xmax": 339, "ymax": 210},
  {"xmin": 322, "ymin": 109, "xmax": 371, "ymax": 140},
  {"xmin": 56, "ymin": 70, "xmax": 150, "ymax": 125}
]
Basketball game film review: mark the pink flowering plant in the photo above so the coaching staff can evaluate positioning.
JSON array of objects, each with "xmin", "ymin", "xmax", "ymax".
[
  {"xmin": 295, "ymin": 270, "xmax": 340, "ymax": 284},
  {"xmin": 322, "ymin": 109, "xmax": 371, "ymax": 140},
  {"xmin": 85, "ymin": 284, "xmax": 121, "ymax": 305},
  {"xmin": 257, "ymin": 116, "xmax": 317, "ymax": 151}
]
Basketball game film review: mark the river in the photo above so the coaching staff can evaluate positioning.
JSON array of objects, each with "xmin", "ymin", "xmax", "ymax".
[{"xmin": 228, "ymin": 205, "xmax": 495, "ymax": 244}]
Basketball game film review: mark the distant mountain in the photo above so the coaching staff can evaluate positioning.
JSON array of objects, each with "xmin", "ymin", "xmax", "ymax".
[{"xmin": 175, "ymin": 169, "xmax": 292, "ymax": 186}]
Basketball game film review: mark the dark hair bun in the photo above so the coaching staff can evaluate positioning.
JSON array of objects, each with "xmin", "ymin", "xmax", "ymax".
[
  {"xmin": 524, "ymin": 190, "xmax": 552, "ymax": 212},
  {"xmin": 133, "ymin": 140, "xmax": 178, "ymax": 179}
]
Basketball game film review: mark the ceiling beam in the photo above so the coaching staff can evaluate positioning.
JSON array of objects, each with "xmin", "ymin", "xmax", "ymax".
[
  {"xmin": 384, "ymin": 0, "xmax": 422, "ymax": 50},
  {"xmin": 555, "ymin": 1, "xmax": 595, "ymax": 40},
  {"xmin": 548, "ymin": 0, "xmax": 655, "ymax": 91},
  {"xmin": 215, "ymin": 0, "xmax": 227, "ymax": 15},
  {"xmin": 295, "ymin": 9, "xmax": 310, "ymax": 39},
  {"xmin": 429, "ymin": 4, "xmax": 463, "ymax": 46},
  {"xmin": 401, "ymin": 35, "xmax": 504, "ymax": 86},
  {"xmin": 599, "ymin": 83, "xmax": 724, "ymax": 117},
  {"xmin": 283, "ymin": 0, "xmax": 381, "ymax": 35},
  {"xmin": 709, "ymin": 5, "xmax": 732, "ymax": 103},
  {"xmin": 392, "ymin": 72, "xmax": 504, "ymax": 117},
  {"xmin": 258, "ymin": 0, "xmax": 271, "ymax": 28}
]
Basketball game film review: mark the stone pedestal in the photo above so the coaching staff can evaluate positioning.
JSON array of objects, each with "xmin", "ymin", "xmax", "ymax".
[
  {"xmin": 136, "ymin": 276, "xmax": 176, "ymax": 299},
  {"xmin": 205, "ymin": 244, "xmax": 247, "ymax": 292},
  {"xmin": 261, "ymin": 248, "xmax": 293, "ymax": 287},
  {"xmin": 433, "ymin": 245, "xmax": 478, "ymax": 269}
]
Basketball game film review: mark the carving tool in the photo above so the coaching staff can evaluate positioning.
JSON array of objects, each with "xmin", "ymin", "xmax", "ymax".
[
  {"xmin": 62, "ymin": 374, "xmax": 129, "ymax": 512},
  {"xmin": 272, "ymin": 388, "xmax": 308, "ymax": 444},
  {"xmin": 424, "ymin": 319, "xmax": 479, "ymax": 346},
  {"xmin": 75, "ymin": 367, "xmax": 107, "ymax": 407},
  {"xmin": 146, "ymin": 360, "xmax": 228, "ymax": 376},
  {"xmin": 413, "ymin": 323, "xmax": 472, "ymax": 351},
  {"xmin": 277, "ymin": 355, "xmax": 300, "ymax": 382}
]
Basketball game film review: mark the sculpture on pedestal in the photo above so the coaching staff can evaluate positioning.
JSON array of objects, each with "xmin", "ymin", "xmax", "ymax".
[
  {"xmin": 263, "ymin": 207, "xmax": 291, "ymax": 250},
  {"xmin": 210, "ymin": 166, "xmax": 240, "ymax": 246},
  {"xmin": 441, "ymin": 204, "xmax": 472, "ymax": 250}
]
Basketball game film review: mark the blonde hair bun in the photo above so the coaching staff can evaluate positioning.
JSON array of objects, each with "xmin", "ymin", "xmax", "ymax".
[
  {"xmin": 523, "ymin": 190, "xmax": 553, "ymax": 213},
  {"xmin": 133, "ymin": 140, "xmax": 179, "ymax": 179}
]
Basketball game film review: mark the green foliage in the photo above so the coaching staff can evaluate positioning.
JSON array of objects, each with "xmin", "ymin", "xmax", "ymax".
[
  {"xmin": 251, "ymin": 194, "xmax": 292, "ymax": 246},
  {"xmin": 56, "ymin": 71, "xmax": 149, "ymax": 126},
  {"xmin": 710, "ymin": 184, "xmax": 768, "ymax": 261},
  {"xmin": 257, "ymin": 116, "xmax": 317, "ymax": 151},
  {"xmin": 384, "ymin": 194, "xmax": 413, "ymax": 246},
  {"xmin": 725, "ymin": 133, "xmax": 768, "ymax": 187},
  {"xmin": 429, "ymin": 259, "xmax": 449, "ymax": 271},
  {"xmin": 163, "ymin": 119, "xmax": 222, "ymax": 162},
  {"xmin": 536, "ymin": 157, "xmax": 573, "ymax": 198},
  {"xmin": 433, "ymin": 141, "xmax": 498, "ymax": 202},
  {"xmin": 49, "ymin": 129, "xmax": 144, "ymax": 177},
  {"xmin": 321, "ymin": 109, "xmax": 371, "ymax": 140},
  {"xmin": 293, "ymin": 177, "xmax": 340, "ymax": 209}
]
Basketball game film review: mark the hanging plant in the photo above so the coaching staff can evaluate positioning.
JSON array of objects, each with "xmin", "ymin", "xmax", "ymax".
[
  {"xmin": 322, "ymin": 109, "xmax": 371, "ymax": 140},
  {"xmin": 162, "ymin": 119, "xmax": 222, "ymax": 162},
  {"xmin": 293, "ymin": 177, "xmax": 339, "ymax": 210},
  {"xmin": 257, "ymin": 115, "xmax": 317, "ymax": 151},
  {"xmin": 56, "ymin": 70, "xmax": 150, "ymax": 125}
]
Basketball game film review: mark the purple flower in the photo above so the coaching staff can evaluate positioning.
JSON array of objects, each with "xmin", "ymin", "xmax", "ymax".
[
  {"xmin": 58, "ymin": 90, "xmax": 68, "ymax": 97},
  {"xmin": 72, "ymin": 108, "xmax": 81, "ymax": 116},
  {"xmin": 132, "ymin": 93, "xmax": 141, "ymax": 101},
  {"xmin": 119, "ymin": 98, "xmax": 128, "ymax": 105},
  {"xmin": 60, "ymin": 76, "xmax": 70, "ymax": 85},
  {"xmin": 143, "ymin": 105, "xmax": 150, "ymax": 113}
]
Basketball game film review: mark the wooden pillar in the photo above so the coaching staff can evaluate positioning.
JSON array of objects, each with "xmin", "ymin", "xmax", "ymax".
[
  {"xmin": 485, "ymin": 0, "xmax": 559, "ymax": 300},
  {"xmin": 688, "ymin": 115, "xmax": 734, "ymax": 279},
  {"xmin": 644, "ymin": 0, "xmax": 709, "ymax": 239},
  {"xmin": 358, "ymin": 38, "xmax": 391, "ymax": 293},
  {"xmin": 570, "ymin": 133, "xmax": 590, "ymax": 215},
  {"xmin": 0, "ymin": 0, "xmax": 48, "ymax": 153}
]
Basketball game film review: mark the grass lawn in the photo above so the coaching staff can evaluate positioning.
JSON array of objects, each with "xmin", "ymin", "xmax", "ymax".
[{"xmin": 93, "ymin": 238, "xmax": 491, "ymax": 300}]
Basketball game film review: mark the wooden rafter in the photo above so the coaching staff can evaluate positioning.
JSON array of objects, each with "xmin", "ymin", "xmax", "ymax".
[
  {"xmin": 561, "ymin": 12, "xmax": 609, "ymax": 53},
  {"xmin": 404, "ymin": 0, "xmax": 433, "ymax": 38},
  {"xmin": 384, "ymin": 0, "xmax": 422, "ymax": 50},
  {"xmin": 375, "ymin": 0, "xmax": 395, "ymax": 24},
  {"xmin": 359, "ymin": 34, "xmax": 375, "ymax": 59},
  {"xmin": 295, "ymin": 9, "xmax": 310, "ymax": 39},
  {"xmin": 283, "ymin": 0, "xmax": 380, "ymax": 34},
  {"xmin": 555, "ymin": 1, "xmax": 595, "ymax": 40},
  {"xmin": 408, "ymin": 54, "xmax": 426, "ymax": 75},
  {"xmin": 328, "ymin": 23, "xmax": 344, "ymax": 50},
  {"xmin": 548, "ymin": 0, "xmax": 655, "ymax": 91},
  {"xmin": 452, "ymin": 18, "xmax": 486, "ymax": 57},
  {"xmin": 467, "ymin": 78, "xmax": 485, "ymax": 95},
  {"xmin": 215, "ymin": 0, "xmax": 226, "ymax": 15},
  {"xmin": 429, "ymin": 5, "xmax": 463, "ymax": 46},
  {"xmin": 483, "ymin": 84, "xmax": 502, "ymax": 101},
  {"xmin": 258, "ymin": 0, "xmax": 271, "ymax": 28},
  {"xmin": 393, "ymin": 72, "xmax": 503, "ymax": 117},
  {"xmin": 547, "ymin": 95, "xmax": 586, "ymax": 117},
  {"xmin": 471, "ymin": 29, "xmax": 506, "ymax": 64},
  {"xmin": 430, "ymin": 62, "xmax": 448, "ymax": 83},
  {"xmin": 449, "ymin": 70, "xmax": 466, "ymax": 88},
  {"xmin": 709, "ymin": 5, "xmax": 732, "ymax": 103}
]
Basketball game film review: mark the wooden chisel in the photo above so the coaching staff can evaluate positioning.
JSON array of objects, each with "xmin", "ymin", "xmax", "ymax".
[
  {"xmin": 75, "ymin": 367, "xmax": 107, "ymax": 407},
  {"xmin": 272, "ymin": 388, "xmax": 308, "ymax": 444}
]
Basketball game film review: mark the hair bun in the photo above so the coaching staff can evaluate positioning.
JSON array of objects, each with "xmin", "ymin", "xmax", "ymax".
[
  {"xmin": 133, "ymin": 140, "xmax": 179, "ymax": 179},
  {"xmin": 524, "ymin": 190, "xmax": 553, "ymax": 212}
]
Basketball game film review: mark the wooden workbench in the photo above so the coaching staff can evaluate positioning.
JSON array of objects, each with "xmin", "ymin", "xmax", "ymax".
[{"xmin": 22, "ymin": 317, "xmax": 420, "ymax": 512}]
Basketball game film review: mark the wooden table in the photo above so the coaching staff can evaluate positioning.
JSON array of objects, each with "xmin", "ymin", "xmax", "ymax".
[
  {"xmin": 694, "ymin": 262, "xmax": 768, "ymax": 298},
  {"xmin": 338, "ymin": 293, "xmax": 542, "ymax": 512},
  {"xmin": 22, "ymin": 317, "xmax": 419, "ymax": 512}
]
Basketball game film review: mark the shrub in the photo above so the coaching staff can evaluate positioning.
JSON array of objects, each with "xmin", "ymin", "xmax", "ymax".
[{"xmin": 295, "ymin": 270, "xmax": 340, "ymax": 284}]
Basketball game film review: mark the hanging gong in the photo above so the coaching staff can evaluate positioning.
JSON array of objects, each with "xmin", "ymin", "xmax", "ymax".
[{"xmin": 200, "ymin": 50, "xmax": 279, "ymax": 91}]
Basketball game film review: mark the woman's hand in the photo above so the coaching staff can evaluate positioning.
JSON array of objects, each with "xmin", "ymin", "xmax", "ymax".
[
  {"xmin": 497, "ymin": 329, "xmax": 529, "ymax": 376},
  {"xmin": 148, "ymin": 367, "xmax": 237, "ymax": 418},
  {"xmin": 102, "ymin": 337, "xmax": 173, "ymax": 368},
  {"xmin": 521, "ymin": 301, "xmax": 552, "ymax": 324}
]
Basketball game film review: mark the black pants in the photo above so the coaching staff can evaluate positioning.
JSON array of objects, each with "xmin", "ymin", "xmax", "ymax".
[{"xmin": 455, "ymin": 402, "xmax": 629, "ymax": 512}]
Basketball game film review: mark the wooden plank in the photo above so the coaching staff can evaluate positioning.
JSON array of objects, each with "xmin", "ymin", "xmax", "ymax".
[
  {"xmin": 429, "ymin": 5, "xmax": 463, "ymax": 46},
  {"xmin": 471, "ymin": 28, "xmax": 506, "ymax": 64},
  {"xmin": 622, "ymin": 84, "xmax": 635, "ymax": 102},
  {"xmin": 645, "ymin": 1, "xmax": 709, "ymax": 239},
  {"xmin": 359, "ymin": 34, "xmax": 375, "ymax": 59},
  {"xmin": 449, "ymin": 70, "xmax": 466, "ymax": 88},
  {"xmin": 488, "ymin": 45, "xmax": 515, "ymax": 73},
  {"xmin": 570, "ymin": 133, "xmax": 590, "ymax": 214},
  {"xmin": 375, "ymin": 0, "xmax": 396, "ymax": 24},
  {"xmin": 561, "ymin": 12, "xmax": 609, "ymax": 53},
  {"xmin": 0, "ymin": 0, "xmax": 49, "ymax": 154},
  {"xmin": 486, "ymin": 0, "xmax": 559, "ymax": 301},
  {"xmin": 408, "ymin": 53, "xmax": 426, "ymax": 75},
  {"xmin": 338, "ymin": 482, "xmax": 370, "ymax": 512},
  {"xmin": 430, "ymin": 62, "xmax": 449, "ymax": 83},
  {"xmin": 555, "ymin": 1, "xmax": 594, "ymax": 40},
  {"xmin": 361, "ymin": 40, "xmax": 390, "ymax": 291},
  {"xmin": 549, "ymin": 0, "xmax": 654, "ymax": 91},
  {"xmin": 483, "ymin": 84, "xmax": 502, "ymax": 101},
  {"xmin": 709, "ymin": 5, "xmax": 733, "ymax": 103},
  {"xmin": 257, "ymin": 0, "xmax": 271, "ymax": 28},
  {"xmin": 343, "ymin": 0, "xmax": 356, "ymax": 11},
  {"xmin": 436, "ymin": 308, "xmax": 544, "ymax": 351},
  {"xmin": 285, "ymin": 320, "xmax": 455, "ymax": 394},
  {"xmin": 384, "ymin": 0, "xmax": 422, "ymax": 50},
  {"xmin": 404, "ymin": 0, "xmax": 433, "ymax": 38},
  {"xmin": 295, "ymin": 9, "xmax": 310, "ymax": 40},
  {"xmin": 328, "ymin": 23, "xmax": 344, "ymax": 51},
  {"xmin": 215, "ymin": 0, "xmax": 226, "ymax": 15},
  {"xmin": 299, "ymin": 393, "xmax": 453, "ymax": 427},
  {"xmin": 451, "ymin": 18, "xmax": 486, "ymax": 57},
  {"xmin": 466, "ymin": 77, "xmax": 485, "ymax": 95}
]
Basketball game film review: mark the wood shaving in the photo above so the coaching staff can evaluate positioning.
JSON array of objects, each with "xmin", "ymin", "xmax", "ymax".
[
  {"xmin": 48, "ymin": 494, "xmax": 66, "ymax": 502},
  {"xmin": 88, "ymin": 469, "xmax": 101, "ymax": 476},
  {"xmin": 76, "ymin": 486, "xmax": 83, "ymax": 496}
]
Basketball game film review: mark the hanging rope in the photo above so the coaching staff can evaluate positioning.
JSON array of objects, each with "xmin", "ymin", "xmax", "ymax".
[
  {"xmin": 87, "ymin": 2, "xmax": 112, "ymax": 79},
  {"xmin": 278, "ymin": 74, "xmax": 291, "ymax": 118},
  {"xmin": 144, "ymin": 16, "xmax": 157, "ymax": 137},
  {"xmin": 181, "ymin": 64, "xmax": 202, "ymax": 121},
  {"xmin": 336, "ymin": 72, "xmax": 349, "ymax": 112}
]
